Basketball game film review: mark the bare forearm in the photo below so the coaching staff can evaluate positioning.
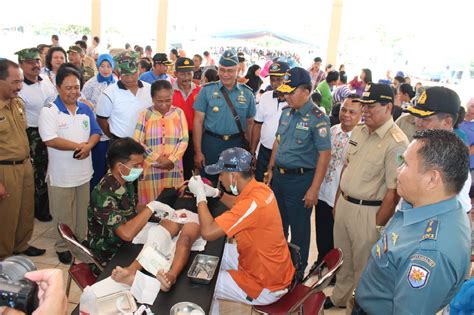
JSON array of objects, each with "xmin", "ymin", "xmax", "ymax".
[
  {"xmin": 88, "ymin": 134, "xmax": 100, "ymax": 147},
  {"xmin": 250, "ymin": 123, "xmax": 262, "ymax": 154},
  {"xmin": 197, "ymin": 201, "xmax": 221, "ymax": 241},
  {"xmin": 44, "ymin": 138, "xmax": 80, "ymax": 151},
  {"xmin": 376, "ymin": 189, "xmax": 399, "ymax": 226},
  {"xmin": 246, "ymin": 118, "xmax": 254, "ymax": 142},
  {"xmin": 267, "ymin": 140, "xmax": 278, "ymax": 171},
  {"xmin": 219, "ymin": 192, "xmax": 237, "ymax": 209},
  {"xmin": 97, "ymin": 118, "xmax": 112, "ymax": 138},
  {"xmin": 115, "ymin": 208, "xmax": 153, "ymax": 242},
  {"xmin": 193, "ymin": 117, "xmax": 204, "ymax": 153}
]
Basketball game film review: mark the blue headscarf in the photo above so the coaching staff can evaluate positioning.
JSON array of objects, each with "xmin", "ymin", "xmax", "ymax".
[{"xmin": 96, "ymin": 54, "xmax": 116, "ymax": 84}]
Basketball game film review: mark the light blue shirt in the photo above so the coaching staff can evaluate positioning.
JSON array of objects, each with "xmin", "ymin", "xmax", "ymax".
[
  {"xmin": 139, "ymin": 70, "xmax": 170, "ymax": 84},
  {"xmin": 356, "ymin": 197, "xmax": 471, "ymax": 314}
]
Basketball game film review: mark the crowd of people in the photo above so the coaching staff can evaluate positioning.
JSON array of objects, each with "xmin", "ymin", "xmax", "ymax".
[{"xmin": 0, "ymin": 33, "xmax": 473, "ymax": 314}]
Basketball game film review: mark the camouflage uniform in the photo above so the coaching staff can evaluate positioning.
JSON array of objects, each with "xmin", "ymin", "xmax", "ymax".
[
  {"xmin": 26, "ymin": 128, "xmax": 49, "ymax": 217},
  {"xmin": 81, "ymin": 62, "xmax": 97, "ymax": 83},
  {"xmin": 87, "ymin": 171, "xmax": 137, "ymax": 264}
]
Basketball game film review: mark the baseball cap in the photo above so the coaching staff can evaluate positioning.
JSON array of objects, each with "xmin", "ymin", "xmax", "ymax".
[
  {"xmin": 405, "ymin": 86, "xmax": 460, "ymax": 118},
  {"xmin": 219, "ymin": 49, "xmax": 239, "ymax": 67},
  {"xmin": 153, "ymin": 53, "xmax": 172, "ymax": 65},
  {"xmin": 268, "ymin": 61, "xmax": 289, "ymax": 77},
  {"xmin": 357, "ymin": 83, "xmax": 394, "ymax": 104},
  {"xmin": 114, "ymin": 51, "xmax": 139, "ymax": 75},
  {"xmin": 175, "ymin": 57, "xmax": 194, "ymax": 72},
  {"xmin": 67, "ymin": 46, "xmax": 83, "ymax": 55},
  {"xmin": 15, "ymin": 48, "xmax": 40, "ymax": 62},
  {"xmin": 204, "ymin": 147, "xmax": 253, "ymax": 175},
  {"xmin": 276, "ymin": 67, "xmax": 311, "ymax": 94}
]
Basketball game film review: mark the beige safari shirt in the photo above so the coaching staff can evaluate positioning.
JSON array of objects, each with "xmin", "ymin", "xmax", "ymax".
[
  {"xmin": 0, "ymin": 98, "xmax": 29, "ymax": 161},
  {"xmin": 340, "ymin": 118, "xmax": 408, "ymax": 201},
  {"xmin": 395, "ymin": 114, "xmax": 416, "ymax": 142}
]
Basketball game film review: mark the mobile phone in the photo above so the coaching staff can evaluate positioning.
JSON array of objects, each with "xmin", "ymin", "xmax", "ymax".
[{"xmin": 73, "ymin": 149, "xmax": 81, "ymax": 159}]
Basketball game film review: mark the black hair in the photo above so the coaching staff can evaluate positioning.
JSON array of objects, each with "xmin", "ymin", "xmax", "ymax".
[
  {"xmin": 139, "ymin": 59, "xmax": 152, "ymax": 72},
  {"xmin": 325, "ymin": 64, "xmax": 333, "ymax": 71},
  {"xmin": 454, "ymin": 107, "xmax": 465, "ymax": 129},
  {"xmin": 135, "ymin": 46, "xmax": 144, "ymax": 55},
  {"xmin": 0, "ymin": 59, "xmax": 19, "ymax": 80},
  {"xmin": 51, "ymin": 34, "xmax": 59, "ymax": 41},
  {"xmin": 413, "ymin": 129, "xmax": 469, "ymax": 194},
  {"xmin": 82, "ymin": 35, "xmax": 88, "ymax": 41},
  {"xmin": 313, "ymin": 57, "xmax": 322, "ymax": 63},
  {"xmin": 145, "ymin": 45, "xmax": 152, "ymax": 51},
  {"xmin": 150, "ymin": 79, "xmax": 173, "ymax": 97},
  {"xmin": 75, "ymin": 40, "xmax": 87, "ymax": 51},
  {"xmin": 125, "ymin": 43, "xmax": 131, "ymax": 50},
  {"xmin": 326, "ymin": 70, "xmax": 339, "ymax": 83},
  {"xmin": 194, "ymin": 54, "xmax": 203, "ymax": 63},
  {"xmin": 170, "ymin": 49, "xmax": 178, "ymax": 57},
  {"xmin": 56, "ymin": 63, "xmax": 83, "ymax": 88},
  {"xmin": 37, "ymin": 44, "xmax": 50, "ymax": 54},
  {"xmin": 45, "ymin": 46, "xmax": 67, "ymax": 70},
  {"xmin": 394, "ymin": 76, "xmax": 405, "ymax": 84},
  {"xmin": 107, "ymin": 137, "xmax": 145, "ymax": 168},
  {"xmin": 93, "ymin": 36, "xmax": 100, "ymax": 44},
  {"xmin": 311, "ymin": 90, "xmax": 322, "ymax": 105},
  {"xmin": 399, "ymin": 83, "xmax": 415, "ymax": 99},
  {"xmin": 339, "ymin": 70, "xmax": 347, "ymax": 84},
  {"xmin": 203, "ymin": 68, "xmax": 219, "ymax": 82},
  {"xmin": 361, "ymin": 68, "xmax": 372, "ymax": 83},
  {"xmin": 299, "ymin": 83, "xmax": 313, "ymax": 92},
  {"xmin": 203, "ymin": 51, "xmax": 210, "ymax": 57},
  {"xmin": 239, "ymin": 169, "xmax": 254, "ymax": 180}
]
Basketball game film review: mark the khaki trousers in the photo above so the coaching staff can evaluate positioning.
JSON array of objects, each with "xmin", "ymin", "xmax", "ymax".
[
  {"xmin": 0, "ymin": 161, "xmax": 34, "ymax": 259},
  {"xmin": 330, "ymin": 197, "xmax": 378, "ymax": 310},
  {"xmin": 47, "ymin": 180, "xmax": 89, "ymax": 252}
]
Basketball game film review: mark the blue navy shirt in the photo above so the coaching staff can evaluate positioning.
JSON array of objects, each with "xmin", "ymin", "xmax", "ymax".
[
  {"xmin": 139, "ymin": 70, "xmax": 170, "ymax": 84},
  {"xmin": 193, "ymin": 81, "xmax": 256, "ymax": 135},
  {"xmin": 356, "ymin": 197, "xmax": 471, "ymax": 314},
  {"xmin": 274, "ymin": 101, "xmax": 331, "ymax": 169}
]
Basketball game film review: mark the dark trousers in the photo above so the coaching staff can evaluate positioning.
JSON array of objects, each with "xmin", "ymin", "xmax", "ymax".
[
  {"xmin": 91, "ymin": 140, "xmax": 109, "ymax": 191},
  {"xmin": 182, "ymin": 132, "xmax": 194, "ymax": 180},
  {"xmin": 271, "ymin": 169, "xmax": 315, "ymax": 271},
  {"xmin": 315, "ymin": 199, "xmax": 334, "ymax": 263},
  {"xmin": 201, "ymin": 132, "xmax": 243, "ymax": 184},
  {"xmin": 26, "ymin": 127, "xmax": 49, "ymax": 219},
  {"xmin": 255, "ymin": 145, "xmax": 272, "ymax": 182}
]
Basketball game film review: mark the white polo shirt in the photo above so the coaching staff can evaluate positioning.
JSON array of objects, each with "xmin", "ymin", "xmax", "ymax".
[
  {"xmin": 18, "ymin": 74, "xmax": 57, "ymax": 127},
  {"xmin": 95, "ymin": 80, "xmax": 152, "ymax": 138},
  {"xmin": 254, "ymin": 90, "xmax": 287, "ymax": 149},
  {"xmin": 38, "ymin": 96, "xmax": 102, "ymax": 188}
]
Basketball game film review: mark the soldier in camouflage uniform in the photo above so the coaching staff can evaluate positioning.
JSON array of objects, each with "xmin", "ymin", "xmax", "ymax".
[
  {"xmin": 17, "ymin": 48, "xmax": 57, "ymax": 221},
  {"xmin": 67, "ymin": 46, "xmax": 97, "ymax": 83}
]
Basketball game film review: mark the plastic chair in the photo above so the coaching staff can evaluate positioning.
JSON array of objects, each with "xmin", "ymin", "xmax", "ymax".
[
  {"xmin": 57, "ymin": 223, "xmax": 104, "ymax": 296},
  {"xmin": 252, "ymin": 248, "xmax": 343, "ymax": 315}
]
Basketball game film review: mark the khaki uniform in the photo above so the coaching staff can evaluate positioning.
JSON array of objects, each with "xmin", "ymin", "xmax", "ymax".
[
  {"xmin": 0, "ymin": 97, "xmax": 34, "ymax": 259},
  {"xmin": 395, "ymin": 113, "xmax": 416, "ymax": 142},
  {"xmin": 82, "ymin": 58, "xmax": 98, "ymax": 83},
  {"xmin": 330, "ymin": 118, "xmax": 408, "ymax": 308}
]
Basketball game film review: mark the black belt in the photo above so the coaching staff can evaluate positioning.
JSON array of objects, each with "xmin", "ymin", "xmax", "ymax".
[
  {"xmin": 0, "ymin": 159, "xmax": 26, "ymax": 165},
  {"xmin": 205, "ymin": 130, "xmax": 240, "ymax": 141},
  {"xmin": 352, "ymin": 300, "xmax": 368, "ymax": 315},
  {"xmin": 274, "ymin": 166, "xmax": 314, "ymax": 175},
  {"xmin": 342, "ymin": 192, "xmax": 382, "ymax": 206}
]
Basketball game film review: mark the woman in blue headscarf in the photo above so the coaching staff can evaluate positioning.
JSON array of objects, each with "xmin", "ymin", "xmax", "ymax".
[{"xmin": 82, "ymin": 53, "xmax": 117, "ymax": 190}]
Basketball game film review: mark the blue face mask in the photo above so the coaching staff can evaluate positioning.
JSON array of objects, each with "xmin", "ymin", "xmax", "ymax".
[{"xmin": 120, "ymin": 163, "xmax": 143, "ymax": 182}]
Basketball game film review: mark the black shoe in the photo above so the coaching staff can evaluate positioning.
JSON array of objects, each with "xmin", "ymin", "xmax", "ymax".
[
  {"xmin": 324, "ymin": 298, "xmax": 335, "ymax": 310},
  {"xmin": 16, "ymin": 246, "xmax": 46, "ymax": 257},
  {"xmin": 56, "ymin": 251, "xmax": 72, "ymax": 264},
  {"xmin": 36, "ymin": 214, "xmax": 52, "ymax": 222}
]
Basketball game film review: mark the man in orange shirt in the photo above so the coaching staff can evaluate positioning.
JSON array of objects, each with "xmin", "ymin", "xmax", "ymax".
[
  {"xmin": 188, "ymin": 147, "xmax": 295, "ymax": 313},
  {"xmin": 172, "ymin": 57, "xmax": 201, "ymax": 179}
]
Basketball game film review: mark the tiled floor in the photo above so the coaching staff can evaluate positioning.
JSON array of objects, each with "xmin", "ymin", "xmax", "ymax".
[{"xmin": 27, "ymin": 213, "xmax": 346, "ymax": 315}]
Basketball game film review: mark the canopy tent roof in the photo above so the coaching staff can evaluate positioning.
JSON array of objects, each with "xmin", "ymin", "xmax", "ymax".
[{"xmin": 211, "ymin": 29, "xmax": 312, "ymax": 46}]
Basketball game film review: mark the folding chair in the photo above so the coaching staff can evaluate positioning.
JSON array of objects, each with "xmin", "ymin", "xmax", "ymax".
[
  {"xmin": 252, "ymin": 248, "xmax": 343, "ymax": 315},
  {"xmin": 57, "ymin": 223, "xmax": 104, "ymax": 296}
]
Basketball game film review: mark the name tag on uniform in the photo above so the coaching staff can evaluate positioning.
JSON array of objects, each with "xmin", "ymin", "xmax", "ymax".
[{"xmin": 296, "ymin": 121, "xmax": 309, "ymax": 131}]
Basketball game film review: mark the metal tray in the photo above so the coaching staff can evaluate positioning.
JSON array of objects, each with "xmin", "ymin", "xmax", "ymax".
[{"xmin": 187, "ymin": 254, "xmax": 219, "ymax": 284}]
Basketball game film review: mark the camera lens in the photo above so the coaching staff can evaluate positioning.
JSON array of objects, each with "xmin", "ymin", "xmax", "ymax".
[{"xmin": 0, "ymin": 256, "xmax": 37, "ymax": 281}]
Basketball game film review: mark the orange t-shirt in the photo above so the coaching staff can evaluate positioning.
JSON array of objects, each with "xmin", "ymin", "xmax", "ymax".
[{"xmin": 215, "ymin": 179, "xmax": 295, "ymax": 299}]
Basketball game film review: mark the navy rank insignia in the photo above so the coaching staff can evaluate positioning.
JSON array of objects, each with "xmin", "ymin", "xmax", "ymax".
[{"xmin": 421, "ymin": 220, "xmax": 439, "ymax": 241}]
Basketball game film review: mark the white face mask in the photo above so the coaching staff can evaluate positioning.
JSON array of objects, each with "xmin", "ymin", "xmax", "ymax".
[{"xmin": 229, "ymin": 174, "xmax": 239, "ymax": 195}]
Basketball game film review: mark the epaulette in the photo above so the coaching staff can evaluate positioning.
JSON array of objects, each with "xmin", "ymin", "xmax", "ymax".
[
  {"xmin": 390, "ymin": 127, "xmax": 407, "ymax": 143},
  {"xmin": 202, "ymin": 81, "xmax": 219, "ymax": 87},
  {"xmin": 239, "ymin": 83, "xmax": 253, "ymax": 92},
  {"xmin": 421, "ymin": 219, "xmax": 438, "ymax": 241},
  {"xmin": 311, "ymin": 106, "xmax": 324, "ymax": 118}
]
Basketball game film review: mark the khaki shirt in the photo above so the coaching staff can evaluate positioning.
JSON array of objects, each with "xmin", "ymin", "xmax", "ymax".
[
  {"xmin": 0, "ymin": 98, "xmax": 29, "ymax": 160},
  {"xmin": 395, "ymin": 113, "xmax": 416, "ymax": 142},
  {"xmin": 82, "ymin": 58, "xmax": 98, "ymax": 83},
  {"xmin": 340, "ymin": 118, "xmax": 408, "ymax": 201}
]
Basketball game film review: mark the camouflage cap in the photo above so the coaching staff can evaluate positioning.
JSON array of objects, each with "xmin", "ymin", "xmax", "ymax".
[
  {"xmin": 114, "ymin": 51, "xmax": 139, "ymax": 75},
  {"xmin": 205, "ymin": 147, "xmax": 253, "ymax": 175},
  {"xmin": 67, "ymin": 45, "xmax": 83, "ymax": 55},
  {"xmin": 15, "ymin": 48, "xmax": 41, "ymax": 62}
]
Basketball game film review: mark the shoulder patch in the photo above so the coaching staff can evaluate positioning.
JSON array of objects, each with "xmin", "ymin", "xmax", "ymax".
[
  {"xmin": 421, "ymin": 219, "xmax": 439, "ymax": 241},
  {"xmin": 407, "ymin": 264, "xmax": 430, "ymax": 288},
  {"xmin": 410, "ymin": 254, "xmax": 436, "ymax": 268},
  {"xmin": 391, "ymin": 127, "xmax": 407, "ymax": 143},
  {"xmin": 311, "ymin": 106, "xmax": 324, "ymax": 118},
  {"xmin": 240, "ymin": 83, "xmax": 253, "ymax": 92}
]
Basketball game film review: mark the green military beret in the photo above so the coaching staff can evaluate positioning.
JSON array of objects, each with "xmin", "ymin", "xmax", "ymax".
[
  {"xmin": 67, "ymin": 46, "xmax": 83, "ymax": 54},
  {"xmin": 114, "ymin": 51, "xmax": 139, "ymax": 75},
  {"xmin": 15, "ymin": 48, "xmax": 40, "ymax": 62},
  {"xmin": 175, "ymin": 57, "xmax": 194, "ymax": 72},
  {"xmin": 219, "ymin": 49, "xmax": 239, "ymax": 67}
]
